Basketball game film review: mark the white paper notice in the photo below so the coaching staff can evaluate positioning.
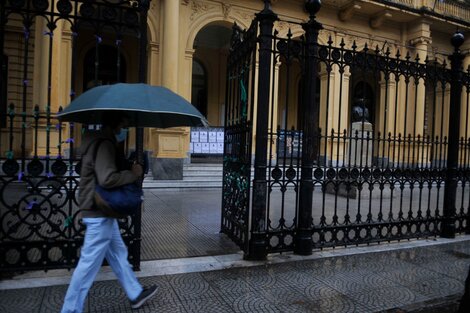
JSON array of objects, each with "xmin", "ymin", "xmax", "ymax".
[
  {"xmin": 202, "ymin": 143, "xmax": 210, "ymax": 153},
  {"xmin": 191, "ymin": 131, "xmax": 199, "ymax": 142},
  {"xmin": 199, "ymin": 131, "xmax": 208, "ymax": 143},
  {"xmin": 194, "ymin": 143, "xmax": 202, "ymax": 153},
  {"xmin": 209, "ymin": 132, "xmax": 217, "ymax": 143},
  {"xmin": 210, "ymin": 143, "xmax": 218, "ymax": 153},
  {"xmin": 217, "ymin": 143, "xmax": 224, "ymax": 153},
  {"xmin": 217, "ymin": 132, "xmax": 224, "ymax": 142}
]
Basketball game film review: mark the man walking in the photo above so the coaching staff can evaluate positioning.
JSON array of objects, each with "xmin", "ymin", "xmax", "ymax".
[{"xmin": 61, "ymin": 112, "xmax": 157, "ymax": 313}]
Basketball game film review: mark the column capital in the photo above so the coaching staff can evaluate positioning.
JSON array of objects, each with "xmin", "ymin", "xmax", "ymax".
[
  {"xmin": 149, "ymin": 42, "xmax": 159, "ymax": 52},
  {"xmin": 408, "ymin": 18, "xmax": 432, "ymax": 46},
  {"xmin": 409, "ymin": 36, "xmax": 432, "ymax": 46}
]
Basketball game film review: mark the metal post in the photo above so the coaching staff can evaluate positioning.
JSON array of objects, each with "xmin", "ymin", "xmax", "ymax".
[
  {"xmin": 246, "ymin": 0, "xmax": 277, "ymax": 260},
  {"xmin": 132, "ymin": 0, "xmax": 150, "ymax": 270},
  {"xmin": 442, "ymin": 31, "xmax": 465, "ymax": 238},
  {"xmin": 294, "ymin": 0, "xmax": 322, "ymax": 255}
]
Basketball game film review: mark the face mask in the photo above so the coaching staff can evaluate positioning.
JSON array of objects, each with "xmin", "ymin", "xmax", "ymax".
[{"xmin": 115, "ymin": 128, "xmax": 128, "ymax": 142}]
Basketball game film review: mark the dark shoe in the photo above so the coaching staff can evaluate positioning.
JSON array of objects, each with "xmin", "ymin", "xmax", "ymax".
[{"xmin": 130, "ymin": 285, "xmax": 158, "ymax": 309}]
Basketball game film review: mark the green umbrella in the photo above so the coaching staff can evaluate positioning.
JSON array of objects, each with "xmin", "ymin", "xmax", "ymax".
[{"xmin": 57, "ymin": 83, "xmax": 208, "ymax": 128}]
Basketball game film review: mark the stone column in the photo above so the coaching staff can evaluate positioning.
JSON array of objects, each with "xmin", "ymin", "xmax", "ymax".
[
  {"xmin": 33, "ymin": 19, "xmax": 49, "ymax": 111},
  {"xmin": 269, "ymin": 61, "xmax": 280, "ymax": 162},
  {"xmin": 182, "ymin": 48, "xmax": 195, "ymax": 101},
  {"xmin": 460, "ymin": 41, "xmax": 470, "ymax": 143},
  {"xmin": 320, "ymin": 63, "xmax": 350, "ymax": 166},
  {"xmin": 148, "ymin": 42, "xmax": 160, "ymax": 86},
  {"xmin": 162, "ymin": 0, "xmax": 179, "ymax": 92},
  {"xmin": 33, "ymin": 19, "xmax": 66, "ymax": 157},
  {"xmin": 151, "ymin": 1, "xmax": 190, "ymax": 178},
  {"xmin": 408, "ymin": 20, "xmax": 432, "ymax": 165}
]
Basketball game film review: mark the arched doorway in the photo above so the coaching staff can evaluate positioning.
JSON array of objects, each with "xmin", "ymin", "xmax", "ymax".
[
  {"xmin": 351, "ymin": 81, "xmax": 376, "ymax": 125},
  {"xmin": 192, "ymin": 23, "xmax": 232, "ymax": 127},
  {"xmin": 191, "ymin": 59, "xmax": 208, "ymax": 118}
]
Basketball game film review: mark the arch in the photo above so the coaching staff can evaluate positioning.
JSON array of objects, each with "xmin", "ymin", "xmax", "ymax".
[
  {"xmin": 147, "ymin": 9, "xmax": 158, "ymax": 43},
  {"xmin": 186, "ymin": 13, "xmax": 250, "ymax": 51}
]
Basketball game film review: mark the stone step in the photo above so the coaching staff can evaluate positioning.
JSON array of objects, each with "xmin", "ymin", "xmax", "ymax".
[
  {"xmin": 144, "ymin": 163, "xmax": 253, "ymax": 188},
  {"xmin": 142, "ymin": 180, "xmax": 223, "ymax": 189},
  {"xmin": 184, "ymin": 164, "xmax": 223, "ymax": 170},
  {"xmin": 183, "ymin": 171, "xmax": 224, "ymax": 177},
  {"xmin": 181, "ymin": 175, "xmax": 223, "ymax": 182}
]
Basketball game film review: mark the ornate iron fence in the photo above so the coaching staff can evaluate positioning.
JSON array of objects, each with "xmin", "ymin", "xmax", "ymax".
[
  {"xmin": 0, "ymin": 0, "xmax": 149, "ymax": 272},
  {"xmin": 224, "ymin": 0, "xmax": 470, "ymax": 259},
  {"xmin": 221, "ymin": 21, "xmax": 258, "ymax": 252}
]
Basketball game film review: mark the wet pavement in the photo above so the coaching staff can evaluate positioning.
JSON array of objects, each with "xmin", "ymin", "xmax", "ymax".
[
  {"xmin": 1, "ymin": 188, "xmax": 469, "ymax": 312},
  {"xmin": 140, "ymin": 189, "xmax": 239, "ymax": 260},
  {"xmin": 0, "ymin": 237, "xmax": 469, "ymax": 313}
]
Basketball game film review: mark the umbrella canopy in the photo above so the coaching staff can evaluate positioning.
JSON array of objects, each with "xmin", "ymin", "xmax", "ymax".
[{"xmin": 57, "ymin": 83, "xmax": 208, "ymax": 128}]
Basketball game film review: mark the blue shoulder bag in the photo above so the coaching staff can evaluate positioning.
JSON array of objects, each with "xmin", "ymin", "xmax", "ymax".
[{"xmin": 91, "ymin": 139, "xmax": 143, "ymax": 216}]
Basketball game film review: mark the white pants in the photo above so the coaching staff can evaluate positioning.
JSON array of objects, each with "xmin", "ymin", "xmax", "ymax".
[{"xmin": 61, "ymin": 218, "xmax": 143, "ymax": 313}]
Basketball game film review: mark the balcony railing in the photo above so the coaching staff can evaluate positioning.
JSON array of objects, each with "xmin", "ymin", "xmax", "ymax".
[{"xmin": 327, "ymin": 0, "xmax": 470, "ymax": 26}]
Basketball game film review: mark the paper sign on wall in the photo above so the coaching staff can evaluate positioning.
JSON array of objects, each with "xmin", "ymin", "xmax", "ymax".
[
  {"xmin": 217, "ymin": 132, "xmax": 224, "ymax": 142},
  {"xmin": 199, "ymin": 131, "xmax": 208, "ymax": 142},
  {"xmin": 194, "ymin": 143, "xmax": 202, "ymax": 153},
  {"xmin": 209, "ymin": 132, "xmax": 217, "ymax": 143},
  {"xmin": 202, "ymin": 143, "xmax": 210, "ymax": 153},
  {"xmin": 191, "ymin": 131, "xmax": 199, "ymax": 143},
  {"xmin": 217, "ymin": 143, "xmax": 224, "ymax": 153},
  {"xmin": 210, "ymin": 143, "xmax": 218, "ymax": 153}
]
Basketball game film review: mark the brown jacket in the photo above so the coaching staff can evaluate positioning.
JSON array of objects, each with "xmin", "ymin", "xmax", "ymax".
[{"xmin": 78, "ymin": 128, "xmax": 139, "ymax": 218}]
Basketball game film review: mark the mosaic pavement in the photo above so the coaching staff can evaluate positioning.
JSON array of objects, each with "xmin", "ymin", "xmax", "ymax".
[{"xmin": 1, "ymin": 240, "xmax": 469, "ymax": 313}]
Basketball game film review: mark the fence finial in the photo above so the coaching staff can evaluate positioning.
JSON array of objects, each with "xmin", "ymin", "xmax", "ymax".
[
  {"xmin": 262, "ymin": 0, "xmax": 272, "ymax": 10},
  {"xmin": 451, "ymin": 30, "xmax": 464, "ymax": 52},
  {"xmin": 305, "ymin": 0, "xmax": 321, "ymax": 19}
]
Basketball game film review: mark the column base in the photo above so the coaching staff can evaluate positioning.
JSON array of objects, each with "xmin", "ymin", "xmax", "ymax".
[
  {"xmin": 244, "ymin": 234, "xmax": 267, "ymax": 261},
  {"xmin": 294, "ymin": 230, "xmax": 313, "ymax": 255},
  {"xmin": 151, "ymin": 158, "xmax": 183, "ymax": 180},
  {"xmin": 441, "ymin": 220, "xmax": 456, "ymax": 238}
]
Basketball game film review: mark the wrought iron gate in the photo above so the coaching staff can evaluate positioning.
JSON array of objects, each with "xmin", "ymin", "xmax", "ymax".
[
  {"xmin": 221, "ymin": 21, "xmax": 258, "ymax": 252},
  {"xmin": 224, "ymin": 0, "xmax": 469, "ymax": 260},
  {"xmin": 0, "ymin": 0, "xmax": 149, "ymax": 271}
]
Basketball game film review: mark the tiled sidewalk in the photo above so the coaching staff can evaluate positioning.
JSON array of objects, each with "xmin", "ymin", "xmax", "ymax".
[{"xmin": 1, "ymin": 237, "xmax": 469, "ymax": 313}]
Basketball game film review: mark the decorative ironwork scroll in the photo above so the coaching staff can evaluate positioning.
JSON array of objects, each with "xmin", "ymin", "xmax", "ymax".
[
  {"xmin": 224, "ymin": 0, "xmax": 469, "ymax": 259},
  {"xmin": 0, "ymin": 0, "xmax": 149, "ymax": 271},
  {"xmin": 221, "ymin": 20, "xmax": 258, "ymax": 252}
]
